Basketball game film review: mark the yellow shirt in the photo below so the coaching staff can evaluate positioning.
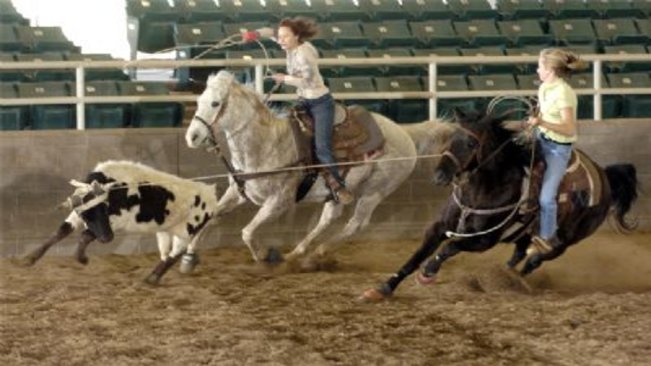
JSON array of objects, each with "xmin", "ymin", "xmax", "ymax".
[{"xmin": 537, "ymin": 78, "xmax": 578, "ymax": 143}]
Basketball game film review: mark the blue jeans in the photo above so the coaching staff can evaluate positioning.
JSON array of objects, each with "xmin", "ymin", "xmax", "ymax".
[
  {"xmin": 298, "ymin": 93, "xmax": 345, "ymax": 186},
  {"xmin": 537, "ymin": 130, "xmax": 573, "ymax": 240}
]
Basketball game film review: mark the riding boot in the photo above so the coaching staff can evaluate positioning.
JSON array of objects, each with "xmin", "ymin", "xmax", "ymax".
[
  {"xmin": 528, "ymin": 234, "xmax": 562, "ymax": 256},
  {"xmin": 324, "ymin": 173, "xmax": 354, "ymax": 205}
]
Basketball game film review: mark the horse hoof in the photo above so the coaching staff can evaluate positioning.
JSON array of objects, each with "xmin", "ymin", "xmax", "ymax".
[
  {"xmin": 415, "ymin": 272, "xmax": 436, "ymax": 286},
  {"xmin": 358, "ymin": 288, "xmax": 389, "ymax": 303},
  {"xmin": 77, "ymin": 256, "xmax": 89, "ymax": 265},
  {"xmin": 179, "ymin": 253, "xmax": 199, "ymax": 274},
  {"xmin": 144, "ymin": 274, "xmax": 161, "ymax": 286},
  {"xmin": 264, "ymin": 247, "xmax": 284, "ymax": 264}
]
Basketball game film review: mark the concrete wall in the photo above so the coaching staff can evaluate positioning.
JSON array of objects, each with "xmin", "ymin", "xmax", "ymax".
[{"xmin": 1, "ymin": 119, "xmax": 649, "ymax": 258}]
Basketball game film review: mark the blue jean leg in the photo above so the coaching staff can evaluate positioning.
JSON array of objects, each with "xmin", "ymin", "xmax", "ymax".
[
  {"xmin": 537, "ymin": 133, "xmax": 573, "ymax": 240},
  {"xmin": 301, "ymin": 94, "xmax": 345, "ymax": 185}
]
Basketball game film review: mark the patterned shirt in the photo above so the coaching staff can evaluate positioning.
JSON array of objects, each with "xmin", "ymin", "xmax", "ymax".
[
  {"xmin": 538, "ymin": 78, "xmax": 578, "ymax": 144},
  {"xmin": 284, "ymin": 41, "xmax": 329, "ymax": 99}
]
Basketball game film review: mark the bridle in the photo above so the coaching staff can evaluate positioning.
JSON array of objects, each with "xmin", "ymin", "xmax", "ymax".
[{"xmin": 440, "ymin": 125, "xmax": 485, "ymax": 175}]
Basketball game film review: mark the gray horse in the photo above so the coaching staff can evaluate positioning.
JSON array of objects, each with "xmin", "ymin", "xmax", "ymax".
[{"xmin": 185, "ymin": 70, "xmax": 451, "ymax": 266}]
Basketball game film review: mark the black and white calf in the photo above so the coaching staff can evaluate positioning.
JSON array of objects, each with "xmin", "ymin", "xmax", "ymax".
[{"xmin": 24, "ymin": 160, "xmax": 218, "ymax": 284}]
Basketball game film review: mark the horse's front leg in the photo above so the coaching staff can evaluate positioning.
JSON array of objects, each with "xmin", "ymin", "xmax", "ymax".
[
  {"xmin": 285, "ymin": 201, "xmax": 344, "ymax": 262},
  {"xmin": 242, "ymin": 195, "xmax": 292, "ymax": 263},
  {"xmin": 361, "ymin": 221, "xmax": 448, "ymax": 301},
  {"xmin": 506, "ymin": 235, "xmax": 532, "ymax": 269}
]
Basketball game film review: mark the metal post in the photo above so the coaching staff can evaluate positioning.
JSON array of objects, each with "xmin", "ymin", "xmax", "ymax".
[
  {"xmin": 593, "ymin": 60, "xmax": 602, "ymax": 121},
  {"xmin": 255, "ymin": 64, "xmax": 264, "ymax": 94},
  {"xmin": 428, "ymin": 62, "xmax": 437, "ymax": 120},
  {"xmin": 75, "ymin": 66, "xmax": 85, "ymax": 130}
]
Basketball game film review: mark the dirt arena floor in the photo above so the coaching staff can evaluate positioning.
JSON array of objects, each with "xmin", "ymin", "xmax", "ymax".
[{"xmin": 1, "ymin": 231, "xmax": 650, "ymax": 366}]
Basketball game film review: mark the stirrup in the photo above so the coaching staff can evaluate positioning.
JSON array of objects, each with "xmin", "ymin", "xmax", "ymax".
[
  {"xmin": 335, "ymin": 187, "xmax": 354, "ymax": 205},
  {"xmin": 527, "ymin": 236, "xmax": 555, "ymax": 256}
]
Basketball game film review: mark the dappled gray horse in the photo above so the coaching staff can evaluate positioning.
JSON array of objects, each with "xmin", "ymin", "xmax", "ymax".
[{"xmin": 185, "ymin": 70, "xmax": 452, "ymax": 265}]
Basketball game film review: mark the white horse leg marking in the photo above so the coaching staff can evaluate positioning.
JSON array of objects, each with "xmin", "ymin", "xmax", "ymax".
[
  {"xmin": 241, "ymin": 195, "xmax": 292, "ymax": 261},
  {"xmin": 215, "ymin": 184, "xmax": 247, "ymax": 217},
  {"xmin": 286, "ymin": 201, "xmax": 345, "ymax": 260},
  {"xmin": 156, "ymin": 232, "xmax": 172, "ymax": 260}
]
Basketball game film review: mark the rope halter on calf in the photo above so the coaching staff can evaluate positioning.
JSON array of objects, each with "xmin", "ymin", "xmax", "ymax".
[{"xmin": 59, "ymin": 180, "xmax": 117, "ymax": 213}]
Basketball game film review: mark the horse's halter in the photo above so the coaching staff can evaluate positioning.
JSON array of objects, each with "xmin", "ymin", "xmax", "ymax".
[
  {"xmin": 441, "ymin": 125, "xmax": 485, "ymax": 175},
  {"xmin": 192, "ymin": 90, "xmax": 231, "ymax": 149}
]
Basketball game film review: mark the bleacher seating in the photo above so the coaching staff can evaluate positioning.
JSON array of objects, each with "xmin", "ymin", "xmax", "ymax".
[
  {"xmin": 311, "ymin": 0, "xmax": 368, "ymax": 22},
  {"xmin": 495, "ymin": 0, "xmax": 552, "ymax": 20},
  {"xmin": 358, "ymin": 0, "xmax": 407, "ymax": 21},
  {"xmin": 454, "ymin": 19, "xmax": 510, "ymax": 47},
  {"xmin": 320, "ymin": 48, "xmax": 374, "ymax": 77},
  {"xmin": 608, "ymin": 72, "xmax": 651, "ymax": 118},
  {"xmin": 401, "ymin": 0, "xmax": 454, "ymax": 21},
  {"xmin": 176, "ymin": 0, "xmax": 225, "ymax": 23},
  {"xmin": 361, "ymin": 20, "xmax": 416, "ymax": 48},
  {"xmin": 447, "ymin": 0, "xmax": 498, "ymax": 20},
  {"xmin": 542, "ymin": 0, "xmax": 599, "ymax": 19},
  {"xmin": 18, "ymin": 81, "xmax": 76, "ymax": 130},
  {"xmin": 0, "ymin": 82, "xmax": 28, "ymax": 130},
  {"xmin": 220, "ymin": 0, "xmax": 270, "ymax": 22},
  {"xmin": 366, "ymin": 48, "xmax": 420, "ymax": 76},
  {"xmin": 497, "ymin": 19, "xmax": 554, "ymax": 47},
  {"xmin": 375, "ymin": 76, "xmax": 427, "ymax": 123},
  {"xmin": 314, "ymin": 21, "xmax": 369, "ymax": 50},
  {"xmin": 602, "ymin": 44, "xmax": 651, "ymax": 72},
  {"xmin": 410, "ymin": 20, "xmax": 465, "ymax": 48},
  {"xmin": 117, "ymin": 81, "xmax": 184, "ymax": 127},
  {"xmin": 593, "ymin": 18, "xmax": 648, "ymax": 45},
  {"xmin": 83, "ymin": 81, "xmax": 129, "ymax": 128},
  {"xmin": 327, "ymin": 76, "xmax": 385, "ymax": 113},
  {"xmin": 267, "ymin": 0, "xmax": 314, "ymax": 20}
]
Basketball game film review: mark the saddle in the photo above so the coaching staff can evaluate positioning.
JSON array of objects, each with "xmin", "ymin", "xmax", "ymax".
[
  {"xmin": 524, "ymin": 148, "xmax": 604, "ymax": 220},
  {"xmin": 288, "ymin": 103, "xmax": 386, "ymax": 172}
]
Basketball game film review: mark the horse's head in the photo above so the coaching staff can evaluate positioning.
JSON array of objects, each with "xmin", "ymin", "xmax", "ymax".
[
  {"xmin": 185, "ymin": 70, "xmax": 238, "ymax": 149},
  {"xmin": 433, "ymin": 107, "xmax": 507, "ymax": 186}
]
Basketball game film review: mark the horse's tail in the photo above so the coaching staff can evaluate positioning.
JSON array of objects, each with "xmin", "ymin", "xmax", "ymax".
[{"xmin": 605, "ymin": 163, "xmax": 639, "ymax": 232}]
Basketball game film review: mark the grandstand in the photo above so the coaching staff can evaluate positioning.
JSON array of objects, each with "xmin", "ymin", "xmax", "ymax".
[{"xmin": 1, "ymin": 0, "xmax": 651, "ymax": 130}]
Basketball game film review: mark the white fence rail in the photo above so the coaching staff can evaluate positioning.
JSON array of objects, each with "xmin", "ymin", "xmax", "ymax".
[{"xmin": 1, "ymin": 54, "xmax": 651, "ymax": 129}]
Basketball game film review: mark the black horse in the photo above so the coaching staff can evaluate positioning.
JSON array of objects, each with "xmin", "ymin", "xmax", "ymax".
[{"xmin": 362, "ymin": 107, "xmax": 638, "ymax": 300}]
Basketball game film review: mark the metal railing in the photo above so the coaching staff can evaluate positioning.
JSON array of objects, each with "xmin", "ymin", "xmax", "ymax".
[{"xmin": 1, "ymin": 54, "xmax": 651, "ymax": 129}]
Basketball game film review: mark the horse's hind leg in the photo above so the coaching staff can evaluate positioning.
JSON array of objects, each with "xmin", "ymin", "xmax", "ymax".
[
  {"xmin": 520, "ymin": 245, "xmax": 566, "ymax": 276},
  {"xmin": 286, "ymin": 201, "xmax": 344, "ymax": 261},
  {"xmin": 314, "ymin": 191, "xmax": 384, "ymax": 257}
]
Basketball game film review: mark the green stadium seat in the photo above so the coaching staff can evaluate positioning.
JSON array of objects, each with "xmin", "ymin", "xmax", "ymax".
[
  {"xmin": 566, "ymin": 73, "xmax": 619, "ymax": 119},
  {"xmin": 375, "ymin": 76, "xmax": 427, "ymax": 123},
  {"xmin": 359, "ymin": 0, "xmax": 407, "ymax": 21},
  {"xmin": 176, "ymin": 0, "xmax": 228, "ymax": 22},
  {"xmin": 126, "ymin": 0, "xmax": 180, "ymax": 21},
  {"xmin": 314, "ymin": 21, "xmax": 369, "ymax": 50},
  {"xmin": 320, "ymin": 48, "xmax": 373, "ymax": 78},
  {"xmin": 542, "ymin": 0, "xmax": 599, "ymax": 19},
  {"xmin": 117, "ymin": 81, "xmax": 183, "ymax": 127},
  {"xmin": 447, "ymin": 0, "xmax": 499, "ymax": 20},
  {"xmin": 411, "ymin": 47, "xmax": 468, "ymax": 75},
  {"xmin": 175, "ymin": 22, "xmax": 225, "ymax": 47},
  {"xmin": 130, "ymin": 20, "xmax": 177, "ymax": 53},
  {"xmin": 361, "ymin": 20, "xmax": 417, "ymax": 49},
  {"xmin": 632, "ymin": 0, "xmax": 651, "ymax": 17},
  {"xmin": 220, "ymin": 0, "xmax": 269, "ymax": 22},
  {"xmin": 603, "ymin": 44, "xmax": 651, "ymax": 73},
  {"xmin": 366, "ymin": 48, "xmax": 420, "ymax": 76},
  {"xmin": 66, "ymin": 53, "xmax": 129, "ymax": 81},
  {"xmin": 15, "ymin": 26, "xmax": 79, "ymax": 53},
  {"xmin": 16, "ymin": 53, "xmax": 74, "ymax": 82},
  {"xmin": 427, "ymin": 75, "xmax": 477, "ymax": 118},
  {"xmin": 0, "ymin": 0, "xmax": 28, "ymax": 25},
  {"xmin": 267, "ymin": 0, "xmax": 315, "ymax": 19},
  {"xmin": 548, "ymin": 18, "xmax": 598, "ymax": 46},
  {"xmin": 311, "ymin": 0, "xmax": 369, "ymax": 22},
  {"xmin": 593, "ymin": 18, "xmax": 648, "ymax": 46},
  {"xmin": 607, "ymin": 72, "xmax": 651, "ymax": 118},
  {"xmin": 635, "ymin": 18, "xmax": 651, "ymax": 43},
  {"xmin": 0, "ymin": 52, "xmax": 28, "ymax": 82},
  {"xmin": 327, "ymin": 76, "xmax": 385, "ymax": 114},
  {"xmin": 468, "ymin": 73, "xmax": 518, "ymax": 91},
  {"xmin": 516, "ymin": 73, "xmax": 542, "ymax": 90},
  {"xmin": 453, "ymin": 19, "xmax": 510, "ymax": 47},
  {"xmin": 225, "ymin": 49, "xmax": 268, "ymax": 84},
  {"xmin": 497, "ymin": 19, "xmax": 554, "ymax": 47},
  {"xmin": 409, "ymin": 20, "xmax": 465, "ymax": 48},
  {"xmin": 18, "ymin": 81, "xmax": 75, "ymax": 130},
  {"xmin": 586, "ymin": 0, "xmax": 646, "ymax": 19},
  {"xmin": 460, "ymin": 46, "xmax": 515, "ymax": 74},
  {"xmin": 82, "ymin": 81, "xmax": 129, "ymax": 128},
  {"xmin": 496, "ymin": 0, "xmax": 552, "ymax": 20},
  {"xmin": 0, "ymin": 24, "xmax": 24, "ymax": 52},
  {"xmin": 401, "ymin": 0, "xmax": 454, "ymax": 21},
  {"xmin": 505, "ymin": 46, "xmax": 541, "ymax": 74},
  {"xmin": 0, "ymin": 83, "xmax": 28, "ymax": 130}
]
